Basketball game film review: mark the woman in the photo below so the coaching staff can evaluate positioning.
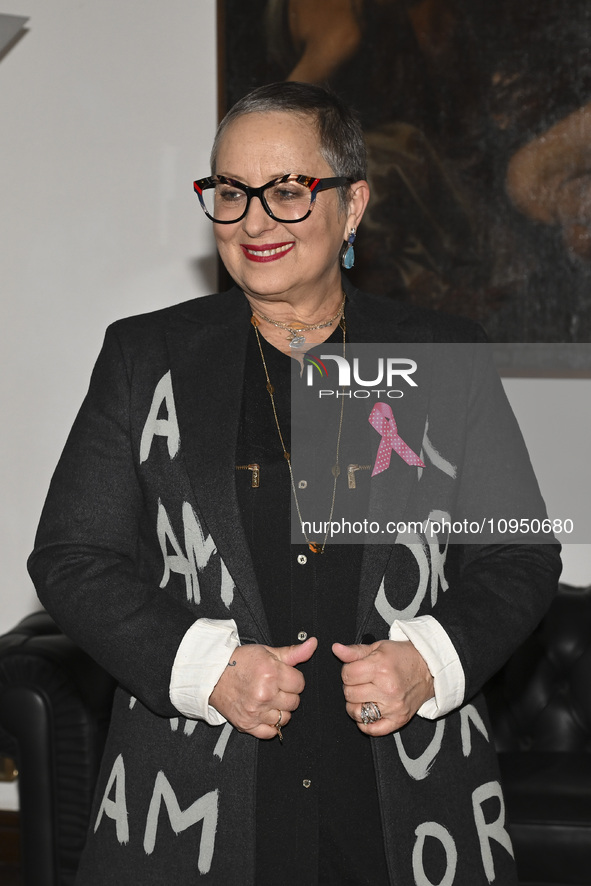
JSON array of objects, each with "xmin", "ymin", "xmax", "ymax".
[{"xmin": 29, "ymin": 82, "xmax": 560, "ymax": 885}]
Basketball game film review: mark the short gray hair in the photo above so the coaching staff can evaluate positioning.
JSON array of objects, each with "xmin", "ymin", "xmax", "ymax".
[{"xmin": 210, "ymin": 82, "xmax": 367, "ymax": 210}]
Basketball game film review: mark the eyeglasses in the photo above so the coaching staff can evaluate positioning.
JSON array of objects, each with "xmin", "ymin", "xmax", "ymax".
[{"xmin": 193, "ymin": 173, "xmax": 352, "ymax": 224}]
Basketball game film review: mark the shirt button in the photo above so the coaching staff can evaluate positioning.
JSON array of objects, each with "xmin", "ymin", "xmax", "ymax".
[
  {"xmin": 297, "ymin": 554, "xmax": 307, "ymax": 565},
  {"xmin": 297, "ymin": 631, "xmax": 308, "ymax": 642},
  {"xmin": 302, "ymin": 779, "xmax": 312, "ymax": 789},
  {"xmin": 298, "ymin": 480, "xmax": 308, "ymax": 489}
]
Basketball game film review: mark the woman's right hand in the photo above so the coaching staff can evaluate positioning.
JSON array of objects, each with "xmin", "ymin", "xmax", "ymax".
[{"xmin": 208, "ymin": 636, "xmax": 317, "ymax": 739}]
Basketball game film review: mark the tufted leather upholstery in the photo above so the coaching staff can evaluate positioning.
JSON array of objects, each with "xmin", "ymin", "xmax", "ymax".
[
  {"xmin": 0, "ymin": 612, "xmax": 115, "ymax": 886},
  {"xmin": 0, "ymin": 585, "xmax": 589, "ymax": 885},
  {"xmin": 485, "ymin": 584, "xmax": 591, "ymax": 886}
]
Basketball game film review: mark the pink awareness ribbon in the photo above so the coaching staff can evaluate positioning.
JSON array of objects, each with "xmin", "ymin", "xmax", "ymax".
[{"xmin": 368, "ymin": 403, "xmax": 425, "ymax": 476}]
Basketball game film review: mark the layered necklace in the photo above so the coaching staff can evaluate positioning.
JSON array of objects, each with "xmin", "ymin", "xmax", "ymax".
[
  {"xmin": 252, "ymin": 292, "xmax": 346, "ymax": 349},
  {"xmin": 251, "ymin": 307, "xmax": 346, "ymax": 553}
]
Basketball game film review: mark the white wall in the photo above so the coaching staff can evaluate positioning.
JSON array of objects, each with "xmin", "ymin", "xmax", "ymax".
[
  {"xmin": 0, "ymin": 1, "xmax": 589, "ymax": 812},
  {"xmin": 0, "ymin": 0, "xmax": 218, "ymax": 629},
  {"xmin": 0, "ymin": 0, "xmax": 218, "ymax": 809},
  {"xmin": 502, "ymin": 378, "xmax": 591, "ymax": 586}
]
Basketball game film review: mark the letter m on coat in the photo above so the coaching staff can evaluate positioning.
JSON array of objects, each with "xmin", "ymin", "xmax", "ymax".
[{"xmin": 143, "ymin": 773, "xmax": 219, "ymax": 874}]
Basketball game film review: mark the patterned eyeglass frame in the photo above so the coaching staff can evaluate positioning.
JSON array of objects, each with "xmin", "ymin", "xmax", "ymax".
[{"xmin": 193, "ymin": 173, "xmax": 352, "ymax": 224}]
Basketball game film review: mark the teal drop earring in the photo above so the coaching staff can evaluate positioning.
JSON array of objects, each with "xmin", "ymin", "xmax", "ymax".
[{"xmin": 341, "ymin": 227, "xmax": 356, "ymax": 269}]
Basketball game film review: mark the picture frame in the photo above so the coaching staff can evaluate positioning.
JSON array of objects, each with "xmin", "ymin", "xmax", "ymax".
[{"xmin": 217, "ymin": 0, "xmax": 591, "ymax": 349}]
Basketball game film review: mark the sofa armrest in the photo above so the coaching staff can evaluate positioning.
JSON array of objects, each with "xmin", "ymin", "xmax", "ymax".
[{"xmin": 0, "ymin": 611, "xmax": 116, "ymax": 886}]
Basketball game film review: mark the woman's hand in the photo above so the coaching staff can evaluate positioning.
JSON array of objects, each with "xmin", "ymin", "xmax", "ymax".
[
  {"xmin": 332, "ymin": 639, "xmax": 434, "ymax": 735},
  {"xmin": 209, "ymin": 637, "xmax": 317, "ymax": 739}
]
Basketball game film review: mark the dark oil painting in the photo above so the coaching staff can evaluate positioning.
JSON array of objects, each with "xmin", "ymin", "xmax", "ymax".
[{"xmin": 218, "ymin": 0, "xmax": 591, "ymax": 344}]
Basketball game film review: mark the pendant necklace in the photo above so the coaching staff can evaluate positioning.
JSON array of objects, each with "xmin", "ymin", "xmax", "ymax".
[
  {"xmin": 252, "ymin": 293, "xmax": 346, "ymax": 349},
  {"xmin": 251, "ymin": 311, "xmax": 346, "ymax": 553}
]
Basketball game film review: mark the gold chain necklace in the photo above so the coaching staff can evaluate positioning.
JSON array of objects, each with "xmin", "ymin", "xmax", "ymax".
[
  {"xmin": 252, "ymin": 293, "xmax": 346, "ymax": 349},
  {"xmin": 251, "ymin": 312, "xmax": 346, "ymax": 553}
]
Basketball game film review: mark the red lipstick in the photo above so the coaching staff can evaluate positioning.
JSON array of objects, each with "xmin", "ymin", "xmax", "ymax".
[{"xmin": 241, "ymin": 242, "xmax": 295, "ymax": 263}]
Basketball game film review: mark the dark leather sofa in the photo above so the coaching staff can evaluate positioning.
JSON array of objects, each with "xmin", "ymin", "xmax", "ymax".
[
  {"xmin": 1, "ymin": 584, "xmax": 590, "ymax": 886},
  {"xmin": 485, "ymin": 583, "xmax": 591, "ymax": 886},
  {"xmin": 0, "ymin": 613, "xmax": 115, "ymax": 886}
]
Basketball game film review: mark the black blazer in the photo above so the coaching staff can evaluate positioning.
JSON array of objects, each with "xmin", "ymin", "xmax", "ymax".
[{"xmin": 29, "ymin": 280, "xmax": 560, "ymax": 885}]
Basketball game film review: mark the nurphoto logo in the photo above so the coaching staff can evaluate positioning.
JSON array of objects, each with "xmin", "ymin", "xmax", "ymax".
[{"xmin": 305, "ymin": 354, "xmax": 418, "ymax": 399}]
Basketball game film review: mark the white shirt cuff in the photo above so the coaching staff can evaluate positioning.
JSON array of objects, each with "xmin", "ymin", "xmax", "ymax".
[
  {"xmin": 170, "ymin": 618, "xmax": 240, "ymax": 726},
  {"xmin": 389, "ymin": 615, "xmax": 465, "ymax": 718}
]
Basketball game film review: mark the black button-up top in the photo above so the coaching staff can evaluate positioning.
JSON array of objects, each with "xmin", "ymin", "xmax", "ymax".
[{"xmin": 235, "ymin": 325, "xmax": 390, "ymax": 885}]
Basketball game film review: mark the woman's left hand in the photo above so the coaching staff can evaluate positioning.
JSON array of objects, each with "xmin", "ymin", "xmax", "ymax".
[{"xmin": 332, "ymin": 640, "xmax": 435, "ymax": 735}]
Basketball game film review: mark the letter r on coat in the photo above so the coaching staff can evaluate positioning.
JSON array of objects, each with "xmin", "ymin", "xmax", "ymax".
[{"xmin": 472, "ymin": 780, "xmax": 514, "ymax": 882}]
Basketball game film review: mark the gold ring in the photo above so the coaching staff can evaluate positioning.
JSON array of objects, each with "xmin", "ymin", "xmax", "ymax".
[{"xmin": 274, "ymin": 710, "xmax": 283, "ymax": 743}]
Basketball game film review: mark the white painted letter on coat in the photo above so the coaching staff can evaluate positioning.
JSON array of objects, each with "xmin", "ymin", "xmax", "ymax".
[
  {"xmin": 143, "ymin": 774, "xmax": 218, "ymax": 874},
  {"xmin": 157, "ymin": 500, "xmax": 235, "ymax": 607},
  {"xmin": 460, "ymin": 704, "xmax": 489, "ymax": 757},
  {"xmin": 94, "ymin": 754, "xmax": 129, "ymax": 844},
  {"xmin": 157, "ymin": 500, "xmax": 200, "ymax": 602},
  {"xmin": 394, "ymin": 719, "xmax": 446, "ymax": 780},
  {"xmin": 140, "ymin": 371, "xmax": 180, "ymax": 463},
  {"xmin": 412, "ymin": 821, "xmax": 457, "ymax": 886},
  {"xmin": 472, "ymin": 780, "xmax": 514, "ymax": 882}
]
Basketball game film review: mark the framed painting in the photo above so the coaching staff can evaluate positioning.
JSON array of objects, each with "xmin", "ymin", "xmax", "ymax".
[{"xmin": 217, "ymin": 0, "xmax": 591, "ymax": 345}]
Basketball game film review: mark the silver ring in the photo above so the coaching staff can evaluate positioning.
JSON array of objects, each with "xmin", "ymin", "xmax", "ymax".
[{"xmin": 360, "ymin": 702, "xmax": 382, "ymax": 725}]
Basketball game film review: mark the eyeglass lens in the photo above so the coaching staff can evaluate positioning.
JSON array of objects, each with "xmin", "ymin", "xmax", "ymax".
[{"xmin": 202, "ymin": 179, "xmax": 314, "ymax": 223}]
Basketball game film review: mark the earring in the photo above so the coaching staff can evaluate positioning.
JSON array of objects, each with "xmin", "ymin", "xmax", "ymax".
[{"xmin": 341, "ymin": 228, "xmax": 356, "ymax": 269}]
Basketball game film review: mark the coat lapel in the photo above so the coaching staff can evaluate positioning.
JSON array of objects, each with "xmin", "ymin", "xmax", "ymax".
[
  {"xmin": 165, "ymin": 290, "xmax": 271, "ymax": 642},
  {"xmin": 344, "ymin": 280, "xmax": 434, "ymax": 637}
]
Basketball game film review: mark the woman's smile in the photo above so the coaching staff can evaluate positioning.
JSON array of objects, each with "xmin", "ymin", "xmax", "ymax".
[
  {"xmin": 240, "ymin": 241, "xmax": 295, "ymax": 262},
  {"xmin": 213, "ymin": 111, "xmax": 356, "ymax": 304}
]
